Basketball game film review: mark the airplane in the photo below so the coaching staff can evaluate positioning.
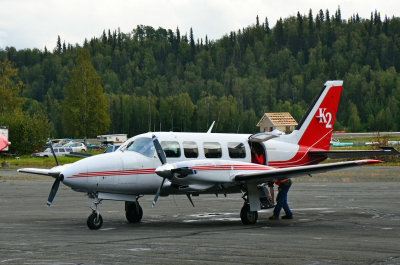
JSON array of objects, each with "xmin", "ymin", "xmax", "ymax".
[{"xmin": 18, "ymin": 80, "xmax": 400, "ymax": 230}]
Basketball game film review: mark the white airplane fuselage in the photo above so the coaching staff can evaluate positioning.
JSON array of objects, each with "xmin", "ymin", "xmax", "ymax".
[{"xmin": 61, "ymin": 131, "xmax": 321, "ymax": 196}]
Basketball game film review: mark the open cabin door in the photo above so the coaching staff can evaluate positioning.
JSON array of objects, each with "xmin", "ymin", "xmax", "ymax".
[{"xmin": 248, "ymin": 131, "xmax": 283, "ymax": 166}]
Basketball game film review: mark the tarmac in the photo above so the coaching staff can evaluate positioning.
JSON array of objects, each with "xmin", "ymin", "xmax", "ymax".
[{"xmin": 0, "ymin": 167, "xmax": 399, "ymax": 264}]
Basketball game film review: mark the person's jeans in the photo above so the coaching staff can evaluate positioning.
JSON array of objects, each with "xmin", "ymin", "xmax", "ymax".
[{"xmin": 273, "ymin": 185, "xmax": 292, "ymax": 217}]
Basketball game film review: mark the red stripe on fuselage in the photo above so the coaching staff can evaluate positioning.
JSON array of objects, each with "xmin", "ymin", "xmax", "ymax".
[
  {"xmin": 67, "ymin": 164, "xmax": 273, "ymax": 179},
  {"xmin": 68, "ymin": 168, "xmax": 156, "ymax": 178}
]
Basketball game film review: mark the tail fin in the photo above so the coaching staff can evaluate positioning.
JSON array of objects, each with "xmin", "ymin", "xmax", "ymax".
[{"xmin": 290, "ymin": 80, "xmax": 343, "ymax": 150}]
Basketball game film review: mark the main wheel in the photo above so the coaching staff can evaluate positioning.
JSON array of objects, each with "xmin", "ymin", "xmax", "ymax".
[
  {"xmin": 240, "ymin": 203, "xmax": 258, "ymax": 225},
  {"xmin": 125, "ymin": 202, "xmax": 143, "ymax": 223},
  {"xmin": 87, "ymin": 212, "xmax": 103, "ymax": 230}
]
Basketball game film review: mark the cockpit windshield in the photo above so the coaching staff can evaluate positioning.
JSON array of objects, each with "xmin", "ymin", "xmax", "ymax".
[{"xmin": 126, "ymin": 137, "xmax": 154, "ymax": 158}]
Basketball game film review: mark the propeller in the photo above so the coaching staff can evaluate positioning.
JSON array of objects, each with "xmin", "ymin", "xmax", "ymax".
[
  {"xmin": 47, "ymin": 174, "xmax": 63, "ymax": 207},
  {"xmin": 152, "ymin": 135, "xmax": 167, "ymax": 207},
  {"xmin": 48, "ymin": 138, "xmax": 59, "ymax": 166},
  {"xmin": 46, "ymin": 138, "xmax": 63, "ymax": 207},
  {"xmin": 152, "ymin": 177, "xmax": 166, "ymax": 207},
  {"xmin": 152, "ymin": 135, "xmax": 166, "ymax": 165},
  {"xmin": 151, "ymin": 134, "xmax": 197, "ymax": 207}
]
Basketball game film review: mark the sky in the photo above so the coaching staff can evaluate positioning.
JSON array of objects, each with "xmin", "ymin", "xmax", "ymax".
[{"xmin": 0, "ymin": 0, "xmax": 399, "ymax": 51}]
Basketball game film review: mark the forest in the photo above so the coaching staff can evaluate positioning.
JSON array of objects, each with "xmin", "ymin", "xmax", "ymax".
[{"xmin": 1, "ymin": 7, "xmax": 400, "ymax": 153}]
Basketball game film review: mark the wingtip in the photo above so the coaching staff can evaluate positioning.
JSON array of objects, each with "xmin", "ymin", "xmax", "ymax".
[{"xmin": 355, "ymin": 159, "xmax": 383, "ymax": 165}]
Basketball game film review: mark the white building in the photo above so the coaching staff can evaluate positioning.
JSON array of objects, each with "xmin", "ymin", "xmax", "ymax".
[{"xmin": 97, "ymin": 134, "xmax": 127, "ymax": 144}]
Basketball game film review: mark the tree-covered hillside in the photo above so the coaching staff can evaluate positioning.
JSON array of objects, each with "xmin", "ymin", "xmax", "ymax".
[{"xmin": 1, "ymin": 8, "xmax": 400, "ymax": 142}]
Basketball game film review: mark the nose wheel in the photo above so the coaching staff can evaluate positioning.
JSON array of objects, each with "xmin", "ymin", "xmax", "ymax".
[
  {"xmin": 87, "ymin": 212, "xmax": 103, "ymax": 230},
  {"xmin": 87, "ymin": 195, "xmax": 103, "ymax": 230}
]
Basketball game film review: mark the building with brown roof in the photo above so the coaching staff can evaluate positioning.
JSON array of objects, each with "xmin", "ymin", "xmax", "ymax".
[{"xmin": 256, "ymin": 112, "xmax": 298, "ymax": 133}]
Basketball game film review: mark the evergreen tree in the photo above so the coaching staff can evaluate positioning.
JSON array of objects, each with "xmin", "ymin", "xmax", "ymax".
[
  {"xmin": 190, "ymin": 27, "xmax": 195, "ymax": 60},
  {"xmin": 56, "ymin": 35, "xmax": 62, "ymax": 54},
  {"xmin": 264, "ymin": 17, "xmax": 271, "ymax": 34},
  {"xmin": 62, "ymin": 49, "xmax": 110, "ymax": 138},
  {"xmin": 0, "ymin": 60, "xmax": 25, "ymax": 112}
]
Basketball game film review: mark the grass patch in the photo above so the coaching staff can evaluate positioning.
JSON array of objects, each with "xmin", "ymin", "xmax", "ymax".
[
  {"xmin": 1, "ymin": 150, "xmax": 103, "ymax": 168},
  {"xmin": 2, "ymin": 155, "xmax": 84, "ymax": 167}
]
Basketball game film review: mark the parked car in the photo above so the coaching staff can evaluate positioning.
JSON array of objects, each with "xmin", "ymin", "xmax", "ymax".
[
  {"xmin": 85, "ymin": 141, "xmax": 102, "ymax": 150},
  {"xmin": 104, "ymin": 144, "xmax": 121, "ymax": 153},
  {"xmin": 63, "ymin": 142, "xmax": 87, "ymax": 152},
  {"xmin": 31, "ymin": 147, "xmax": 73, "ymax": 157}
]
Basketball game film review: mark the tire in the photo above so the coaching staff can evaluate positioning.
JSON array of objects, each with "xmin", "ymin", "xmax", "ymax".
[
  {"xmin": 87, "ymin": 213, "xmax": 103, "ymax": 230},
  {"xmin": 125, "ymin": 202, "xmax": 143, "ymax": 223},
  {"xmin": 240, "ymin": 203, "xmax": 258, "ymax": 225}
]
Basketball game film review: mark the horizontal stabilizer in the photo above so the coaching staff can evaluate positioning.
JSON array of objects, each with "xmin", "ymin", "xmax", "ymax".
[{"xmin": 309, "ymin": 147, "xmax": 400, "ymax": 159}]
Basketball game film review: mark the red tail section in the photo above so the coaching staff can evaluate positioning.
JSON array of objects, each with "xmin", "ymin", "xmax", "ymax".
[{"xmin": 293, "ymin": 81, "xmax": 343, "ymax": 151}]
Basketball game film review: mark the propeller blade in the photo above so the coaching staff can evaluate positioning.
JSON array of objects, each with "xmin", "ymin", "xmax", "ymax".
[
  {"xmin": 47, "ymin": 138, "xmax": 59, "ymax": 166},
  {"xmin": 186, "ymin": 194, "xmax": 195, "ymax": 207},
  {"xmin": 47, "ymin": 176, "xmax": 62, "ymax": 207},
  {"xmin": 152, "ymin": 135, "xmax": 166, "ymax": 165},
  {"xmin": 152, "ymin": 177, "xmax": 166, "ymax": 207}
]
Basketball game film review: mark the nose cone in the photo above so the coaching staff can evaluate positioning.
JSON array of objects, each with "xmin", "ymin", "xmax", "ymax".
[
  {"xmin": 155, "ymin": 164, "xmax": 174, "ymax": 179},
  {"xmin": 62, "ymin": 152, "xmax": 123, "ymax": 190}
]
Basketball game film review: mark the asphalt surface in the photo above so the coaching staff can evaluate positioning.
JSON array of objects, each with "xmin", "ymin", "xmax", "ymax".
[{"xmin": 0, "ymin": 167, "xmax": 399, "ymax": 265}]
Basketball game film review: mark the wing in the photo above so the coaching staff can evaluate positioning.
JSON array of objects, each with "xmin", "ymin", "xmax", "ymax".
[
  {"xmin": 18, "ymin": 165, "xmax": 66, "ymax": 178},
  {"xmin": 17, "ymin": 168, "xmax": 53, "ymax": 176},
  {"xmin": 234, "ymin": 159, "xmax": 382, "ymax": 184},
  {"xmin": 309, "ymin": 147, "xmax": 400, "ymax": 159}
]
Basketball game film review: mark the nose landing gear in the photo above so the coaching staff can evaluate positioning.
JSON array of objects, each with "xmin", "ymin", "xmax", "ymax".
[{"xmin": 87, "ymin": 195, "xmax": 103, "ymax": 230}]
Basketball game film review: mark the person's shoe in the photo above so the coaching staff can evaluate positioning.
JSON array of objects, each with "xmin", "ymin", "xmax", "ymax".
[
  {"xmin": 281, "ymin": 214, "xmax": 293, "ymax": 219},
  {"xmin": 269, "ymin": 215, "xmax": 279, "ymax": 220}
]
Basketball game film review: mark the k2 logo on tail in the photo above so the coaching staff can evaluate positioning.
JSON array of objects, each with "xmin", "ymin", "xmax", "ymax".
[{"xmin": 316, "ymin": 108, "xmax": 332, "ymax": 128}]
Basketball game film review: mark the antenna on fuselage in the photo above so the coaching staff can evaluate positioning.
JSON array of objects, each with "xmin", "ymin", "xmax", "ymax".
[{"xmin": 207, "ymin": 121, "xmax": 215, "ymax": 133}]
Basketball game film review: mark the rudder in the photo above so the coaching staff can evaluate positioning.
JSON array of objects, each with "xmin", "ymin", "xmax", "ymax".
[{"xmin": 291, "ymin": 80, "xmax": 343, "ymax": 151}]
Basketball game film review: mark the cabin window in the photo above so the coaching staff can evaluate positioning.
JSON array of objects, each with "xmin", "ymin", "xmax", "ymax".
[
  {"xmin": 204, "ymin": 142, "xmax": 222, "ymax": 158},
  {"xmin": 126, "ymin": 137, "xmax": 155, "ymax": 158},
  {"xmin": 228, "ymin": 142, "xmax": 246, "ymax": 158},
  {"xmin": 183, "ymin": 141, "xmax": 198, "ymax": 158},
  {"xmin": 161, "ymin": 141, "xmax": 181, "ymax": 157}
]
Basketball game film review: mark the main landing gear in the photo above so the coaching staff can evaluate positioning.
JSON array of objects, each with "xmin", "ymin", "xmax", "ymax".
[
  {"xmin": 240, "ymin": 192, "xmax": 258, "ymax": 225},
  {"xmin": 240, "ymin": 203, "xmax": 258, "ymax": 225},
  {"xmin": 125, "ymin": 201, "xmax": 143, "ymax": 223},
  {"xmin": 87, "ymin": 195, "xmax": 103, "ymax": 230}
]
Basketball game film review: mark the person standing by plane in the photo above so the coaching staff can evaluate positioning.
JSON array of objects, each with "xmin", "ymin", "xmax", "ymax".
[{"xmin": 269, "ymin": 179, "xmax": 293, "ymax": 220}]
